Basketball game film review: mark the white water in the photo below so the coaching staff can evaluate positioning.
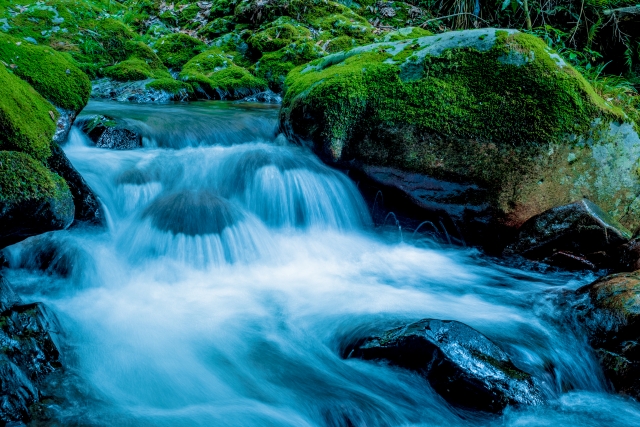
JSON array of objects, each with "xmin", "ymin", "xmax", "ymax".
[{"xmin": 4, "ymin": 101, "xmax": 640, "ymax": 426}]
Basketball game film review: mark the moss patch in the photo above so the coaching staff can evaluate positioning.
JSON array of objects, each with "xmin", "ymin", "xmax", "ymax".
[
  {"xmin": 146, "ymin": 77, "xmax": 194, "ymax": 95},
  {"xmin": 0, "ymin": 151, "xmax": 69, "ymax": 204},
  {"xmin": 0, "ymin": 33, "xmax": 90, "ymax": 112},
  {"xmin": 155, "ymin": 33, "xmax": 207, "ymax": 70},
  {"xmin": 0, "ymin": 65, "xmax": 56, "ymax": 162}
]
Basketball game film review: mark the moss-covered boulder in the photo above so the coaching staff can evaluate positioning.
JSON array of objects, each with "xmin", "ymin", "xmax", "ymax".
[
  {"xmin": 155, "ymin": 33, "xmax": 207, "ymax": 70},
  {"xmin": 103, "ymin": 58, "xmax": 171, "ymax": 82},
  {"xmin": 0, "ymin": 152, "xmax": 74, "ymax": 248},
  {"xmin": 0, "ymin": 34, "xmax": 91, "ymax": 113},
  {"xmin": 280, "ymin": 28, "xmax": 640, "ymax": 246},
  {"xmin": 180, "ymin": 47, "xmax": 267, "ymax": 99},
  {"xmin": 576, "ymin": 271, "xmax": 640, "ymax": 400},
  {"xmin": 0, "ymin": 66, "xmax": 56, "ymax": 162}
]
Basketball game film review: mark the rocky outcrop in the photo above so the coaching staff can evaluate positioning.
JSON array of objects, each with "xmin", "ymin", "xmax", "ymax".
[
  {"xmin": 505, "ymin": 199, "xmax": 631, "ymax": 270},
  {"xmin": 0, "ymin": 274, "xmax": 63, "ymax": 424},
  {"xmin": 77, "ymin": 114, "xmax": 142, "ymax": 150},
  {"xmin": 345, "ymin": 319, "xmax": 543, "ymax": 413},
  {"xmin": 575, "ymin": 271, "xmax": 640, "ymax": 399},
  {"xmin": 279, "ymin": 29, "xmax": 640, "ymax": 249}
]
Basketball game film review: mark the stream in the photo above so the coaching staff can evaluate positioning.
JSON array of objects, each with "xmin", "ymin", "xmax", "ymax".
[{"xmin": 3, "ymin": 100, "xmax": 640, "ymax": 426}]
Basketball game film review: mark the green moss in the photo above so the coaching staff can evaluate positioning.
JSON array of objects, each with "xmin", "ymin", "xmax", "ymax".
[
  {"xmin": 180, "ymin": 47, "xmax": 267, "ymax": 98},
  {"xmin": 281, "ymin": 29, "xmax": 630, "ymax": 225},
  {"xmin": 146, "ymin": 77, "xmax": 194, "ymax": 95},
  {"xmin": 0, "ymin": 33, "xmax": 90, "ymax": 112},
  {"xmin": 155, "ymin": 33, "xmax": 207, "ymax": 70},
  {"xmin": 254, "ymin": 41, "xmax": 323, "ymax": 91},
  {"xmin": 0, "ymin": 151, "xmax": 68, "ymax": 204},
  {"xmin": 379, "ymin": 27, "xmax": 433, "ymax": 42},
  {"xmin": 248, "ymin": 23, "xmax": 310, "ymax": 53},
  {"xmin": 198, "ymin": 17, "xmax": 236, "ymax": 39},
  {"xmin": 103, "ymin": 57, "xmax": 170, "ymax": 81},
  {"xmin": 0, "ymin": 65, "xmax": 56, "ymax": 162}
]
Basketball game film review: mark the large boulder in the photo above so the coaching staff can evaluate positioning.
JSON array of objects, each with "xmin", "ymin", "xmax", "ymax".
[
  {"xmin": 505, "ymin": 199, "xmax": 631, "ymax": 270},
  {"xmin": 346, "ymin": 319, "xmax": 543, "ymax": 413},
  {"xmin": 279, "ymin": 29, "xmax": 640, "ymax": 248},
  {"xmin": 575, "ymin": 271, "xmax": 640, "ymax": 399},
  {"xmin": 0, "ymin": 152, "xmax": 74, "ymax": 248}
]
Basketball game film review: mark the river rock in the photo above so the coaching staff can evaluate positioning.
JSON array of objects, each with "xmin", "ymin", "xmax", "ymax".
[
  {"xmin": 346, "ymin": 319, "xmax": 543, "ymax": 412},
  {"xmin": 0, "ymin": 274, "xmax": 62, "ymax": 424},
  {"xmin": 47, "ymin": 143, "xmax": 103, "ymax": 225},
  {"xmin": 505, "ymin": 199, "xmax": 631, "ymax": 270},
  {"xmin": 77, "ymin": 115, "xmax": 142, "ymax": 150},
  {"xmin": 0, "ymin": 152, "xmax": 75, "ymax": 249},
  {"xmin": 279, "ymin": 28, "xmax": 640, "ymax": 249},
  {"xmin": 575, "ymin": 271, "xmax": 640, "ymax": 399}
]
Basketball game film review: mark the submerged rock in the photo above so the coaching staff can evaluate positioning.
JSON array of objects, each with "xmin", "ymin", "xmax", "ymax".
[
  {"xmin": 143, "ymin": 190, "xmax": 242, "ymax": 235},
  {"xmin": 505, "ymin": 199, "xmax": 631, "ymax": 270},
  {"xmin": 0, "ymin": 275, "xmax": 62, "ymax": 424},
  {"xmin": 576, "ymin": 271, "xmax": 640, "ymax": 399},
  {"xmin": 280, "ymin": 28, "xmax": 640, "ymax": 248},
  {"xmin": 346, "ymin": 319, "xmax": 542, "ymax": 413},
  {"xmin": 238, "ymin": 90, "xmax": 282, "ymax": 104},
  {"xmin": 91, "ymin": 78, "xmax": 181, "ymax": 103}
]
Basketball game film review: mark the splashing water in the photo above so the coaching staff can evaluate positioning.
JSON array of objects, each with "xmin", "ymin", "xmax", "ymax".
[{"xmin": 3, "ymin": 101, "xmax": 640, "ymax": 426}]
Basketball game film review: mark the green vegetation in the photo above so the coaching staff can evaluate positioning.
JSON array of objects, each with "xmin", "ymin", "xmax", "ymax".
[
  {"xmin": 0, "ymin": 65, "xmax": 56, "ymax": 162},
  {"xmin": 146, "ymin": 77, "xmax": 194, "ymax": 95},
  {"xmin": 155, "ymin": 33, "xmax": 207, "ymax": 70},
  {"xmin": 0, "ymin": 33, "xmax": 90, "ymax": 112},
  {"xmin": 0, "ymin": 151, "xmax": 69, "ymax": 204}
]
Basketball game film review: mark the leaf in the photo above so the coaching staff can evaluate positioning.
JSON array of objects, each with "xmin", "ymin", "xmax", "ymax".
[{"xmin": 501, "ymin": 0, "xmax": 511, "ymax": 10}]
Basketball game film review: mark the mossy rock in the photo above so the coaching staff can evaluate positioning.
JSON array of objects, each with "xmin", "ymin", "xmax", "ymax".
[
  {"xmin": 0, "ymin": 151, "xmax": 74, "ymax": 248},
  {"xmin": 247, "ymin": 23, "xmax": 311, "ymax": 54},
  {"xmin": 0, "ymin": 33, "xmax": 90, "ymax": 113},
  {"xmin": 155, "ymin": 33, "xmax": 207, "ymax": 70},
  {"xmin": 103, "ymin": 58, "xmax": 171, "ymax": 82},
  {"xmin": 0, "ymin": 65, "xmax": 56, "ymax": 162},
  {"xmin": 253, "ymin": 40, "xmax": 323, "ymax": 92},
  {"xmin": 146, "ymin": 78, "xmax": 194, "ymax": 96},
  {"xmin": 378, "ymin": 27, "xmax": 433, "ymax": 42},
  {"xmin": 198, "ymin": 17, "xmax": 236, "ymax": 39},
  {"xmin": 280, "ymin": 28, "xmax": 640, "ymax": 233},
  {"xmin": 180, "ymin": 47, "xmax": 267, "ymax": 99}
]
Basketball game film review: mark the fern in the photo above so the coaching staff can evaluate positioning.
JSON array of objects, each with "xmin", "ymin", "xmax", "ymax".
[
  {"xmin": 624, "ymin": 38, "xmax": 633, "ymax": 72},
  {"xmin": 587, "ymin": 17, "xmax": 602, "ymax": 49}
]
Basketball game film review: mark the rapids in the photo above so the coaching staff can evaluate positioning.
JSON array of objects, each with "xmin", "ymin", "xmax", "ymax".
[{"xmin": 3, "ymin": 100, "xmax": 640, "ymax": 426}]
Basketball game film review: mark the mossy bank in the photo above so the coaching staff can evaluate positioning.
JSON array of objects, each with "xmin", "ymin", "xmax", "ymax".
[{"xmin": 279, "ymin": 28, "xmax": 640, "ymax": 239}]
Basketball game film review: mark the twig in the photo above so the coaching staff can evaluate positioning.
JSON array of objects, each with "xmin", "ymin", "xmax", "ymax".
[{"xmin": 420, "ymin": 12, "xmax": 491, "ymax": 28}]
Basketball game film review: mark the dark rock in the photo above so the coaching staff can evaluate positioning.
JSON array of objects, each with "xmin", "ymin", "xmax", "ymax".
[
  {"xmin": 52, "ymin": 107, "xmax": 76, "ymax": 145},
  {"xmin": 77, "ymin": 115, "xmax": 142, "ymax": 150},
  {"xmin": 46, "ymin": 143, "xmax": 104, "ymax": 225},
  {"xmin": 617, "ymin": 238, "xmax": 640, "ymax": 272},
  {"xmin": 0, "ymin": 275, "xmax": 62, "ymax": 424},
  {"xmin": 346, "ymin": 165, "xmax": 506, "ymax": 249},
  {"xmin": 91, "ymin": 78, "xmax": 177, "ymax": 103},
  {"xmin": 143, "ymin": 190, "xmax": 242, "ymax": 236},
  {"xmin": 346, "ymin": 319, "xmax": 543, "ymax": 413},
  {"xmin": 238, "ymin": 90, "xmax": 282, "ymax": 104},
  {"xmin": 505, "ymin": 199, "xmax": 631, "ymax": 270},
  {"xmin": 575, "ymin": 271, "xmax": 640, "ymax": 399}
]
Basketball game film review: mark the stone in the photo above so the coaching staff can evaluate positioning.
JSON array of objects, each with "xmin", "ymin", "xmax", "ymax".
[
  {"xmin": 505, "ymin": 199, "xmax": 631, "ymax": 270},
  {"xmin": 346, "ymin": 319, "xmax": 543, "ymax": 412},
  {"xmin": 77, "ymin": 114, "xmax": 142, "ymax": 150}
]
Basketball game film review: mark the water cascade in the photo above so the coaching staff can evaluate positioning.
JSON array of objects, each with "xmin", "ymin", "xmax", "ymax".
[{"xmin": 3, "ymin": 100, "xmax": 640, "ymax": 426}]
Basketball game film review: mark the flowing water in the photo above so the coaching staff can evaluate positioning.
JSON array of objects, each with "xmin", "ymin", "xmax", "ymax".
[{"xmin": 3, "ymin": 100, "xmax": 640, "ymax": 426}]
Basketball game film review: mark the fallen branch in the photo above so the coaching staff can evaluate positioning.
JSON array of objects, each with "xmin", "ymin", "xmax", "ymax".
[{"xmin": 604, "ymin": 6, "xmax": 640, "ymax": 18}]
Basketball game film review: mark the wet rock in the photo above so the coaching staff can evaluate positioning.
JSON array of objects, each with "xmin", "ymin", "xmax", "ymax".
[
  {"xmin": 575, "ymin": 271, "xmax": 640, "ymax": 399},
  {"xmin": 52, "ymin": 107, "xmax": 77, "ymax": 145},
  {"xmin": 91, "ymin": 78, "xmax": 177, "ymax": 103},
  {"xmin": 0, "ymin": 275, "xmax": 21, "ymax": 313},
  {"xmin": 46, "ymin": 143, "xmax": 104, "ymax": 225},
  {"xmin": 77, "ymin": 115, "xmax": 142, "ymax": 150},
  {"xmin": 143, "ymin": 190, "xmax": 242, "ymax": 235},
  {"xmin": 346, "ymin": 319, "xmax": 542, "ymax": 413},
  {"xmin": 238, "ymin": 90, "xmax": 282, "ymax": 104},
  {"xmin": 0, "ymin": 275, "xmax": 62, "ymax": 424},
  {"xmin": 505, "ymin": 199, "xmax": 631, "ymax": 270}
]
